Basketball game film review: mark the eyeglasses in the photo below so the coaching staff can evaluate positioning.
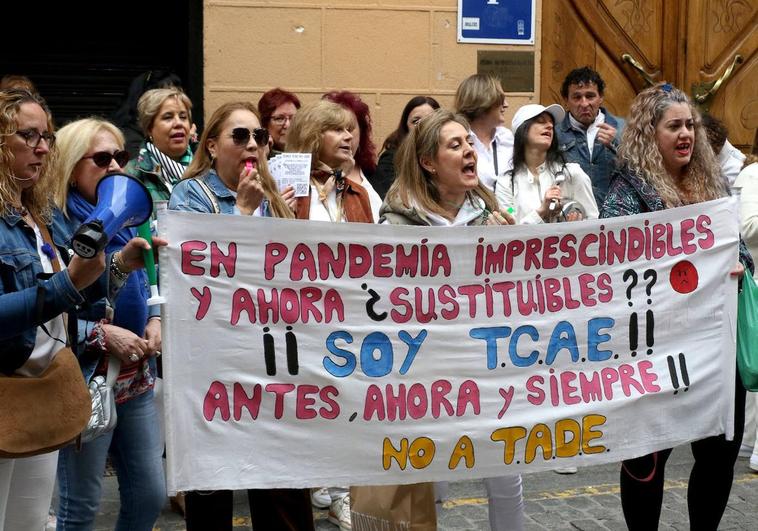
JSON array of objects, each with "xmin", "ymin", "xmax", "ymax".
[
  {"xmin": 16, "ymin": 129, "xmax": 56, "ymax": 149},
  {"xmin": 230, "ymin": 127, "xmax": 269, "ymax": 146},
  {"xmin": 270, "ymin": 115, "xmax": 294, "ymax": 125},
  {"xmin": 81, "ymin": 150, "xmax": 130, "ymax": 168}
]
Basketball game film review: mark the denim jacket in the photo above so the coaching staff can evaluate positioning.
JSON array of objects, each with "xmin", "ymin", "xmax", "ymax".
[
  {"xmin": 168, "ymin": 170, "xmax": 271, "ymax": 216},
  {"xmin": 557, "ymin": 108, "xmax": 625, "ymax": 208},
  {"xmin": 0, "ymin": 208, "xmax": 114, "ymax": 374}
]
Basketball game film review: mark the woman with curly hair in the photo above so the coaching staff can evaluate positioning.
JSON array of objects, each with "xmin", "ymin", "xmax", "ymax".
[{"xmin": 601, "ymin": 83, "xmax": 753, "ymax": 530}]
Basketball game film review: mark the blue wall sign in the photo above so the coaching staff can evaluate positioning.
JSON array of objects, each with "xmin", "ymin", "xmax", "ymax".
[{"xmin": 457, "ymin": 0, "xmax": 536, "ymax": 45}]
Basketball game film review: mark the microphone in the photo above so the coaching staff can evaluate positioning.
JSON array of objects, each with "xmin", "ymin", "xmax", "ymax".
[{"xmin": 549, "ymin": 171, "xmax": 566, "ymax": 212}]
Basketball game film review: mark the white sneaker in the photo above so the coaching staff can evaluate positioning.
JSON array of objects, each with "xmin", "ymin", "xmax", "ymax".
[
  {"xmin": 750, "ymin": 454, "xmax": 758, "ymax": 472},
  {"xmin": 328, "ymin": 494, "xmax": 352, "ymax": 531},
  {"xmin": 554, "ymin": 466, "xmax": 578, "ymax": 474},
  {"xmin": 311, "ymin": 487, "xmax": 331, "ymax": 509},
  {"xmin": 739, "ymin": 443, "xmax": 753, "ymax": 458}
]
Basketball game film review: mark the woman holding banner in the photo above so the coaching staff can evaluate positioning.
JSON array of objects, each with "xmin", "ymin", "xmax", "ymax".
[
  {"xmin": 284, "ymin": 98, "xmax": 375, "ymax": 530},
  {"xmin": 495, "ymin": 103, "xmax": 598, "ymax": 224},
  {"xmin": 378, "ymin": 108, "xmax": 521, "ymax": 531},
  {"xmin": 0, "ymin": 89, "xmax": 162, "ymax": 531},
  {"xmin": 600, "ymin": 83, "xmax": 753, "ymax": 530},
  {"xmin": 52, "ymin": 118, "xmax": 165, "ymax": 530},
  {"xmin": 168, "ymin": 101, "xmax": 310, "ymax": 531}
]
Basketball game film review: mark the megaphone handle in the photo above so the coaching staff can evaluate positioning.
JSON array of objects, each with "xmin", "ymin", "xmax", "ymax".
[{"xmin": 137, "ymin": 221, "xmax": 158, "ymax": 287}]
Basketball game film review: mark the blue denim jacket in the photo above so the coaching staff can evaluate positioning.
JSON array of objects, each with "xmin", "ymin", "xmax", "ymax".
[
  {"xmin": 168, "ymin": 170, "xmax": 271, "ymax": 216},
  {"xmin": 557, "ymin": 108, "xmax": 625, "ymax": 208},
  {"xmin": 0, "ymin": 208, "xmax": 111, "ymax": 374}
]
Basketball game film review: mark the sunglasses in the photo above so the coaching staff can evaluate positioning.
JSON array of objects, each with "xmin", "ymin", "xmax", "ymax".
[
  {"xmin": 82, "ymin": 150, "xmax": 130, "ymax": 168},
  {"xmin": 230, "ymin": 127, "xmax": 269, "ymax": 147}
]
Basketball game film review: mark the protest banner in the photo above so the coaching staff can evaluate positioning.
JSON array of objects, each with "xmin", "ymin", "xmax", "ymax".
[{"xmin": 160, "ymin": 197, "xmax": 740, "ymax": 493}]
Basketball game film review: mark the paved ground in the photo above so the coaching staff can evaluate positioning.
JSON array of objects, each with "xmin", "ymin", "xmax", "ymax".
[{"xmin": 87, "ymin": 447, "xmax": 758, "ymax": 530}]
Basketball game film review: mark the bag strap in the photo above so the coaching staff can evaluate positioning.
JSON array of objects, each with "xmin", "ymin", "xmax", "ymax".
[
  {"xmin": 622, "ymin": 452, "xmax": 658, "ymax": 482},
  {"xmin": 492, "ymin": 138, "xmax": 499, "ymax": 178},
  {"xmin": 192, "ymin": 177, "xmax": 221, "ymax": 214},
  {"xmin": 29, "ymin": 214, "xmax": 72, "ymax": 347},
  {"xmin": 106, "ymin": 356, "xmax": 121, "ymax": 386},
  {"xmin": 31, "ymin": 215, "xmax": 61, "ymax": 273}
]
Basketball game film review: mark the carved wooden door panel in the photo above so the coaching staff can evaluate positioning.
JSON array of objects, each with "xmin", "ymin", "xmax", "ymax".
[
  {"xmin": 684, "ymin": 0, "xmax": 758, "ymax": 150},
  {"xmin": 540, "ymin": 0, "xmax": 757, "ymax": 150},
  {"xmin": 541, "ymin": 0, "xmax": 672, "ymax": 117}
]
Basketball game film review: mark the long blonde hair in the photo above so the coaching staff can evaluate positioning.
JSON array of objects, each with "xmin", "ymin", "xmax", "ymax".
[
  {"xmin": 0, "ymin": 89, "xmax": 56, "ymax": 221},
  {"xmin": 386, "ymin": 109, "xmax": 498, "ymax": 218},
  {"xmin": 184, "ymin": 101, "xmax": 293, "ymax": 219},
  {"xmin": 619, "ymin": 83, "xmax": 724, "ymax": 207},
  {"xmin": 286, "ymin": 100, "xmax": 354, "ymax": 170},
  {"xmin": 53, "ymin": 118, "xmax": 125, "ymax": 215}
]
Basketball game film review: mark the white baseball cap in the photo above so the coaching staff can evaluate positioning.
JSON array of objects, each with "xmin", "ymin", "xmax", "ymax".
[{"xmin": 511, "ymin": 103, "xmax": 565, "ymax": 133}]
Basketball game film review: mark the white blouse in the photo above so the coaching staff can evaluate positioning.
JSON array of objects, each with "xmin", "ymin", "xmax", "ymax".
[
  {"xmin": 471, "ymin": 126, "xmax": 514, "ymax": 192},
  {"xmin": 495, "ymin": 161, "xmax": 599, "ymax": 224}
]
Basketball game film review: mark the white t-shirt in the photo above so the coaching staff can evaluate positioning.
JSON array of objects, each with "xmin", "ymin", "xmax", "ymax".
[{"xmin": 17, "ymin": 223, "xmax": 67, "ymax": 377}]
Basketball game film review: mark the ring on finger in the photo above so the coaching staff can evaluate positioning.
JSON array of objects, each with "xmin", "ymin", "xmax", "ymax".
[{"xmin": 129, "ymin": 353, "xmax": 139, "ymax": 363}]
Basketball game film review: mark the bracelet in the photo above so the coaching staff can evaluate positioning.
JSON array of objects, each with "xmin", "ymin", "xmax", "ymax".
[
  {"xmin": 110, "ymin": 252, "xmax": 129, "ymax": 281},
  {"xmin": 86, "ymin": 319, "xmax": 109, "ymax": 352}
]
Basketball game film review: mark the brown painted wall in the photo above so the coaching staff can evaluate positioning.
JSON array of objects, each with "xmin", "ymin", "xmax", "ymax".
[{"xmin": 204, "ymin": 0, "xmax": 542, "ymax": 148}]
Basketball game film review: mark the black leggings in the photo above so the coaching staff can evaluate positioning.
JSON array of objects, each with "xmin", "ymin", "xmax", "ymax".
[
  {"xmin": 620, "ymin": 374, "xmax": 746, "ymax": 531},
  {"xmin": 184, "ymin": 488, "xmax": 314, "ymax": 531}
]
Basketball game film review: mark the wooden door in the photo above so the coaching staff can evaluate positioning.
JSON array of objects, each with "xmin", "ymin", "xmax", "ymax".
[
  {"xmin": 540, "ymin": 0, "xmax": 757, "ymax": 151},
  {"xmin": 684, "ymin": 0, "xmax": 758, "ymax": 150}
]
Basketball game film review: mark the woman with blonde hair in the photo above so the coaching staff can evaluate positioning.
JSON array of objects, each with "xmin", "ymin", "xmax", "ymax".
[
  {"xmin": 380, "ymin": 109, "xmax": 521, "ymax": 531},
  {"xmin": 454, "ymin": 74, "xmax": 514, "ymax": 194},
  {"xmin": 286, "ymin": 99, "xmax": 374, "ymax": 224},
  {"xmin": 382, "ymin": 108, "xmax": 510, "ymax": 226},
  {"xmin": 125, "ymin": 86, "xmax": 195, "ymax": 204},
  {"xmin": 168, "ymin": 101, "xmax": 308, "ymax": 531},
  {"xmin": 601, "ymin": 83, "xmax": 753, "ymax": 530},
  {"xmin": 283, "ymin": 99, "xmax": 373, "ymax": 530},
  {"xmin": 0, "ymin": 89, "xmax": 160, "ymax": 531},
  {"xmin": 53, "ymin": 117, "xmax": 165, "ymax": 530},
  {"xmin": 172, "ymin": 101, "xmax": 294, "ymax": 218}
]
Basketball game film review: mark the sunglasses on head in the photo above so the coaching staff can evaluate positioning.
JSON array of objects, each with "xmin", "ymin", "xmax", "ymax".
[
  {"xmin": 230, "ymin": 127, "xmax": 269, "ymax": 147},
  {"xmin": 82, "ymin": 150, "xmax": 130, "ymax": 168}
]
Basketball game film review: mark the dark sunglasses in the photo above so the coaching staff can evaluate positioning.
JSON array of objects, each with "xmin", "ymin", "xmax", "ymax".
[
  {"xmin": 82, "ymin": 150, "xmax": 130, "ymax": 168},
  {"xmin": 230, "ymin": 127, "xmax": 269, "ymax": 146}
]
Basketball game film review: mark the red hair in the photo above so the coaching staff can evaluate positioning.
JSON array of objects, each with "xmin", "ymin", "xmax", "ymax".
[
  {"xmin": 322, "ymin": 90, "xmax": 377, "ymax": 174},
  {"xmin": 258, "ymin": 88, "xmax": 301, "ymax": 128}
]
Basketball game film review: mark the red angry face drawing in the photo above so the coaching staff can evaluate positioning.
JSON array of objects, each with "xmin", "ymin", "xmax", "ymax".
[{"xmin": 670, "ymin": 260, "xmax": 698, "ymax": 294}]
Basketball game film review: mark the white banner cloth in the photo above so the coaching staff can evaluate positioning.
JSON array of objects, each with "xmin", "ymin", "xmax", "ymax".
[{"xmin": 160, "ymin": 197, "xmax": 740, "ymax": 493}]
